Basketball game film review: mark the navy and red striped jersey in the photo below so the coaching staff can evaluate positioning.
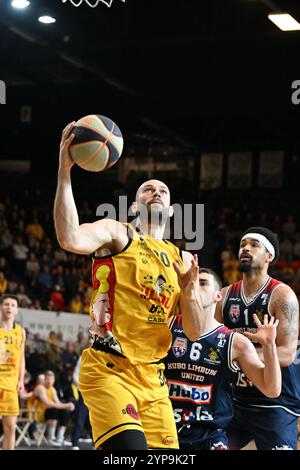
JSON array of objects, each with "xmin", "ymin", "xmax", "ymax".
[
  {"xmin": 164, "ymin": 317, "xmax": 238, "ymax": 430},
  {"xmin": 223, "ymin": 276, "xmax": 300, "ymax": 415}
]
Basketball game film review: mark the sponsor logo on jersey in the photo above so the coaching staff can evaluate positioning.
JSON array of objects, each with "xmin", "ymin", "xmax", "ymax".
[
  {"xmin": 168, "ymin": 380, "xmax": 212, "ymax": 404},
  {"xmin": 272, "ymin": 445, "xmax": 293, "ymax": 450},
  {"xmin": 122, "ymin": 404, "xmax": 140, "ymax": 420},
  {"xmin": 217, "ymin": 333, "xmax": 227, "ymax": 348},
  {"xmin": 141, "ymin": 284, "xmax": 171, "ymax": 308},
  {"xmin": 172, "ymin": 337, "xmax": 187, "ymax": 357},
  {"xmin": 162, "ymin": 436, "xmax": 175, "ymax": 445},
  {"xmin": 229, "ymin": 304, "xmax": 240, "ymax": 323},
  {"xmin": 174, "ymin": 406, "xmax": 213, "ymax": 423},
  {"xmin": 255, "ymin": 308, "xmax": 264, "ymax": 322},
  {"xmin": 228, "ymin": 297, "xmax": 241, "ymax": 302},
  {"xmin": 204, "ymin": 348, "xmax": 221, "ymax": 365},
  {"xmin": 261, "ymin": 293, "xmax": 269, "ymax": 305},
  {"xmin": 138, "ymin": 237, "xmax": 147, "ymax": 247}
]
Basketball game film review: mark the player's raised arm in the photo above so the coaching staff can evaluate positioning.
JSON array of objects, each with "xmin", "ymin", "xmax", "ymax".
[
  {"xmin": 54, "ymin": 122, "xmax": 128, "ymax": 255},
  {"xmin": 269, "ymin": 285, "xmax": 299, "ymax": 367},
  {"xmin": 233, "ymin": 314, "xmax": 281, "ymax": 398}
]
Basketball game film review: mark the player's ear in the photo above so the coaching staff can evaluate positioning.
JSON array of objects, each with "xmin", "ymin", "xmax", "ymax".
[
  {"xmin": 168, "ymin": 205, "xmax": 174, "ymax": 218},
  {"xmin": 130, "ymin": 201, "xmax": 137, "ymax": 215},
  {"xmin": 215, "ymin": 290, "xmax": 222, "ymax": 303},
  {"xmin": 266, "ymin": 252, "xmax": 273, "ymax": 264}
]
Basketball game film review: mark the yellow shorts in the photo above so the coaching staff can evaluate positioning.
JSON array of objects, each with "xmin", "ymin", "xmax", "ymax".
[
  {"xmin": 79, "ymin": 348, "xmax": 178, "ymax": 449},
  {"xmin": 0, "ymin": 388, "xmax": 19, "ymax": 416}
]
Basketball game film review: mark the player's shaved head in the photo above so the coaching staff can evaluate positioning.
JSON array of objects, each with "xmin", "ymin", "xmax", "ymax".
[{"xmin": 135, "ymin": 180, "xmax": 170, "ymax": 201}]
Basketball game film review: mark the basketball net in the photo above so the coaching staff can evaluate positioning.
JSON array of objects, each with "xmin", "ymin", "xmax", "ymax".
[{"xmin": 62, "ymin": 0, "xmax": 126, "ymax": 7}]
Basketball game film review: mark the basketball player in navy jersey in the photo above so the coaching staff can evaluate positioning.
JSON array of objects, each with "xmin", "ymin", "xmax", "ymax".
[
  {"xmin": 215, "ymin": 227, "xmax": 300, "ymax": 450},
  {"xmin": 164, "ymin": 268, "xmax": 281, "ymax": 450}
]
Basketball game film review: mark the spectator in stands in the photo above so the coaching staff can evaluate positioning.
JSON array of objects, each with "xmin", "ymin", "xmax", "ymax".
[
  {"xmin": 31, "ymin": 299, "xmax": 42, "ymax": 310},
  {"xmin": 7, "ymin": 281, "xmax": 18, "ymax": 295},
  {"xmin": 73, "ymin": 331, "xmax": 87, "ymax": 356},
  {"xmin": 0, "ymin": 257, "xmax": 10, "ymax": 278},
  {"xmin": 56, "ymin": 332, "xmax": 65, "ymax": 350},
  {"xmin": 53, "ymin": 265, "xmax": 67, "ymax": 293},
  {"xmin": 61, "ymin": 341, "xmax": 78, "ymax": 375},
  {"xmin": 54, "ymin": 248, "xmax": 68, "ymax": 265},
  {"xmin": 71, "ymin": 345, "xmax": 92, "ymax": 450},
  {"xmin": 16, "ymin": 284, "xmax": 32, "ymax": 308},
  {"xmin": 45, "ymin": 342, "xmax": 63, "ymax": 378},
  {"xmin": 12, "ymin": 235, "xmax": 28, "ymax": 271},
  {"xmin": 46, "ymin": 299, "xmax": 56, "ymax": 311},
  {"xmin": 50, "ymin": 285, "xmax": 65, "ymax": 311},
  {"xmin": 82, "ymin": 291, "xmax": 91, "ymax": 314},
  {"xmin": 293, "ymin": 234, "xmax": 300, "ymax": 261},
  {"xmin": 39, "ymin": 254, "xmax": 53, "ymax": 272},
  {"xmin": 70, "ymin": 294, "xmax": 83, "ymax": 314},
  {"xmin": 0, "ymin": 227, "xmax": 13, "ymax": 254},
  {"xmin": 38, "ymin": 266, "xmax": 53, "ymax": 298},
  {"xmin": 47, "ymin": 331, "xmax": 57, "ymax": 347},
  {"xmin": 25, "ymin": 252, "xmax": 40, "ymax": 287},
  {"xmin": 26, "ymin": 218, "xmax": 45, "ymax": 241},
  {"xmin": 24, "ymin": 372, "xmax": 46, "ymax": 443},
  {"xmin": 0, "ymin": 271, "xmax": 8, "ymax": 294},
  {"xmin": 32, "ymin": 370, "xmax": 75, "ymax": 447},
  {"xmin": 283, "ymin": 215, "xmax": 296, "ymax": 238},
  {"xmin": 280, "ymin": 238, "xmax": 293, "ymax": 263}
]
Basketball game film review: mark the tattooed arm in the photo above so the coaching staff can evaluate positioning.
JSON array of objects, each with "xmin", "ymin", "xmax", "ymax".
[{"xmin": 269, "ymin": 285, "xmax": 299, "ymax": 367}]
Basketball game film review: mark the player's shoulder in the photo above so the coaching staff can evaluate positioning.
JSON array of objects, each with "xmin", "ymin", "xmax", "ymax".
[
  {"xmin": 34, "ymin": 384, "xmax": 45, "ymax": 396},
  {"xmin": 270, "ymin": 279, "xmax": 296, "ymax": 299},
  {"xmin": 15, "ymin": 322, "xmax": 25, "ymax": 333},
  {"xmin": 218, "ymin": 324, "xmax": 234, "ymax": 335},
  {"xmin": 221, "ymin": 285, "xmax": 231, "ymax": 295},
  {"xmin": 269, "ymin": 280, "xmax": 299, "ymax": 310},
  {"xmin": 232, "ymin": 331, "xmax": 253, "ymax": 354}
]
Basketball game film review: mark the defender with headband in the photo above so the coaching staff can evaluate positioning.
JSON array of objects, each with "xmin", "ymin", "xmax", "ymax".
[
  {"xmin": 240, "ymin": 232, "xmax": 276, "ymax": 262},
  {"xmin": 216, "ymin": 226, "xmax": 300, "ymax": 450}
]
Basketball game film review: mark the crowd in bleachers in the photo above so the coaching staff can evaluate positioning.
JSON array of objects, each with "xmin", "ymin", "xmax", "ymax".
[{"xmin": 0, "ymin": 188, "xmax": 94, "ymax": 314}]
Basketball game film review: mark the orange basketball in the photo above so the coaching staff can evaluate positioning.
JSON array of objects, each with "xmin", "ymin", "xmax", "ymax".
[{"xmin": 69, "ymin": 114, "xmax": 124, "ymax": 172}]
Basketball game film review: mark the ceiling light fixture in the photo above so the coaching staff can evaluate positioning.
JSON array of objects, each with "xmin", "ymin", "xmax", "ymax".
[
  {"xmin": 268, "ymin": 13, "xmax": 300, "ymax": 31},
  {"xmin": 11, "ymin": 0, "xmax": 30, "ymax": 9},
  {"xmin": 38, "ymin": 16, "xmax": 56, "ymax": 24}
]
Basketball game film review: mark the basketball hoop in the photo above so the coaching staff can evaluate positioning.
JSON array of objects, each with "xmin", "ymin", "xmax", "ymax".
[{"xmin": 62, "ymin": 0, "xmax": 126, "ymax": 7}]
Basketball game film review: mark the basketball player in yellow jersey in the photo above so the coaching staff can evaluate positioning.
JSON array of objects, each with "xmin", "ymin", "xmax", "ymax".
[
  {"xmin": 0, "ymin": 294, "xmax": 26, "ymax": 450},
  {"xmin": 54, "ymin": 122, "xmax": 205, "ymax": 450}
]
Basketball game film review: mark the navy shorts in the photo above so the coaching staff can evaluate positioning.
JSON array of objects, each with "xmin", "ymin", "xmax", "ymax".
[
  {"xmin": 227, "ymin": 402, "xmax": 298, "ymax": 450},
  {"xmin": 178, "ymin": 424, "xmax": 228, "ymax": 450}
]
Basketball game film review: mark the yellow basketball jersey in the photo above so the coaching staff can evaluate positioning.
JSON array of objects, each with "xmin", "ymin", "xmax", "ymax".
[
  {"xmin": 89, "ymin": 225, "xmax": 184, "ymax": 364},
  {"xmin": 29, "ymin": 386, "xmax": 55, "ymax": 422},
  {"xmin": 0, "ymin": 323, "xmax": 23, "ymax": 391}
]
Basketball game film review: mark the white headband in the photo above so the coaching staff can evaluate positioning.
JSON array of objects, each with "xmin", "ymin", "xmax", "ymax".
[{"xmin": 241, "ymin": 233, "xmax": 275, "ymax": 261}]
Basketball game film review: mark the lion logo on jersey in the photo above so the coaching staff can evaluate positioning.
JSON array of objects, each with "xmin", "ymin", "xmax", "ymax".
[{"xmin": 229, "ymin": 304, "xmax": 240, "ymax": 323}]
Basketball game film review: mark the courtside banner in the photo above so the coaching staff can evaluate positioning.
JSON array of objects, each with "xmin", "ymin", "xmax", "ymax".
[{"xmin": 15, "ymin": 308, "xmax": 91, "ymax": 341}]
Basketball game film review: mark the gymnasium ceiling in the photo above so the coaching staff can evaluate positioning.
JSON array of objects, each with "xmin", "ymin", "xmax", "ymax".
[{"xmin": 1, "ymin": 0, "xmax": 300, "ymax": 151}]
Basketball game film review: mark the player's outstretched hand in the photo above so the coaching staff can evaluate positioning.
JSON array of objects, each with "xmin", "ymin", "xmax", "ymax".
[
  {"xmin": 243, "ymin": 314, "xmax": 279, "ymax": 346},
  {"xmin": 173, "ymin": 254, "xmax": 199, "ymax": 293},
  {"xmin": 59, "ymin": 121, "xmax": 76, "ymax": 173}
]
